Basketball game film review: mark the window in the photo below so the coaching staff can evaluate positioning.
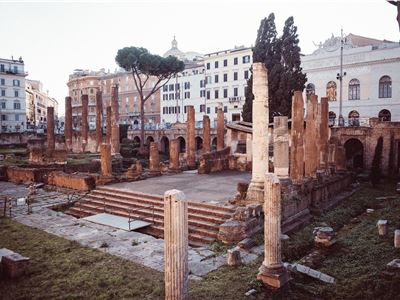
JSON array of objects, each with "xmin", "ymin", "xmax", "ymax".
[
  {"xmin": 163, "ymin": 85, "xmax": 168, "ymax": 92},
  {"xmin": 234, "ymin": 57, "xmax": 238, "ymax": 65},
  {"xmin": 176, "ymin": 92, "xmax": 180, "ymax": 99},
  {"xmin": 0, "ymin": 79, "xmax": 4, "ymax": 85},
  {"xmin": 348, "ymin": 79, "xmax": 360, "ymax": 100},
  {"xmin": 306, "ymin": 83, "xmax": 315, "ymax": 97},
  {"xmin": 14, "ymin": 90, "xmax": 19, "ymax": 97},
  {"xmin": 163, "ymin": 94, "xmax": 168, "ymax": 100},
  {"xmin": 200, "ymin": 104, "xmax": 205, "ymax": 112},
  {"xmin": 206, "ymin": 63, "xmax": 210, "ymax": 70},
  {"xmin": 215, "ymin": 90, "xmax": 219, "ymax": 99},
  {"xmin": 1, "ymin": 115, "xmax": 7, "ymax": 121},
  {"xmin": 184, "ymin": 106, "xmax": 187, "ymax": 113},
  {"xmin": 15, "ymin": 114, "xmax": 19, "ymax": 121},
  {"xmin": 215, "ymin": 107, "xmax": 218, "ymax": 113},
  {"xmin": 169, "ymin": 84, "xmax": 174, "ymax": 91},
  {"xmin": 1, "ymin": 102, "xmax": 5, "ymax": 109},
  {"xmin": 223, "ymin": 59, "xmax": 228, "ymax": 67},
  {"xmin": 215, "ymin": 61, "xmax": 219, "ymax": 68},
  {"xmin": 207, "ymin": 107, "xmax": 210, "ymax": 114},
  {"xmin": 223, "ymin": 73, "xmax": 228, "ymax": 82},
  {"xmin": 378, "ymin": 109, "xmax": 391, "ymax": 121},
  {"xmin": 223, "ymin": 89, "xmax": 228, "ymax": 98},
  {"xmin": 200, "ymin": 80, "xmax": 205, "ymax": 88},
  {"xmin": 13, "ymin": 66, "xmax": 18, "ymax": 73},
  {"xmin": 206, "ymin": 90, "xmax": 210, "ymax": 100},
  {"xmin": 224, "ymin": 106, "xmax": 227, "ymax": 113},
  {"xmin": 1, "ymin": 90, "xmax": 5, "ymax": 96},
  {"xmin": 234, "ymin": 87, "xmax": 238, "ymax": 97},
  {"xmin": 200, "ymin": 90, "xmax": 205, "ymax": 97},
  {"xmin": 326, "ymin": 81, "xmax": 337, "ymax": 101},
  {"xmin": 184, "ymin": 92, "xmax": 190, "ymax": 99},
  {"xmin": 329, "ymin": 111, "xmax": 336, "ymax": 126},
  {"xmin": 242, "ymin": 55, "xmax": 250, "ymax": 63},
  {"xmin": 244, "ymin": 70, "xmax": 249, "ymax": 79},
  {"xmin": 233, "ymin": 72, "xmax": 238, "ymax": 81},
  {"xmin": 0, "ymin": 65, "xmax": 4, "ymax": 72},
  {"xmin": 175, "ymin": 83, "xmax": 180, "ymax": 90},
  {"xmin": 184, "ymin": 82, "xmax": 190, "ymax": 89},
  {"xmin": 13, "ymin": 80, "xmax": 20, "ymax": 86},
  {"xmin": 206, "ymin": 76, "xmax": 212, "ymax": 84},
  {"xmin": 379, "ymin": 76, "xmax": 392, "ymax": 98},
  {"xmin": 14, "ymin": 101, "xmax": 21, "ymax": 109},
  {"xmin": 169, "ymin": 93, "xmax": 174, "ymax": 100},
  {"xmin": 214, "ymin": 75, "xmax": 219, "ymax": 83}
]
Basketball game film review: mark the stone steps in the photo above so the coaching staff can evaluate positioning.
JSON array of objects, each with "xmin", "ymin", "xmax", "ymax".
[{"xmin": 66, "ymin": 187, "xmax": 235, "ymax": 247}]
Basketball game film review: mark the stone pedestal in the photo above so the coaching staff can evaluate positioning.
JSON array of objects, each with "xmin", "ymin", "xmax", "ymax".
[
  {"xmin": 217, "ymin": 105, "xmax": 225, "ymax": 150},
  {"xmin": 149, "ymin": 142, "xmax": 160, "ymax": 175},
  {"xmin": 164, "ymin": 189, "xmax": 188, "ymax": 300},
  {"xmin": 111, "ymin": 86, "xmax": 120, "ymax": 155},
  {"xmin": 290, "ymin": 91, "xmax": 305, "ymax": 184},
  {"xmin": 246, "ymin": 63, "xmax": 269, "ymax": 203},
  {"xmin": 186, "ymin": 105, "xmax": 196, "ymax": 168},
  {"xmin": 394, "ymin": 230, "xmax": 400, "ymax": 248},
  {"xmin": 96, "ymin": 90, "xmax": 103, "ymax": 152},
  {"xmin": 106, "ymin": 106, "xmax": 111, "ymax": 144},
  {"xmin": 169, "ymin": 139, "xmax": 180, "ymax": 171},
  {"xmin": 47, "ymin": 106, "xmax": 55, "ymax": 156},
  {"xmin": 273, "ymin": 116, "xmax": 289, "ymax": 178},
  {"xmin": 304, "ymin": 95, "xmax": 318, "ymax": 177},
  {"xmin": 81, "ymin": 94, "xmax": 89, "ymax": 152},
  {"xmin": 257, "ymin": 173, "xmax": 289, "ymax": 288},
  {"xmin": 100, "ymin": 144, "xmax": 112, "ymax": 177},
  {"xmin": 202, "ymin": 115, "xmax": 211, "ymax": 153},
  {"xmin": 65, "ymin": 96, "xmax": 73, "ymax": 151}
]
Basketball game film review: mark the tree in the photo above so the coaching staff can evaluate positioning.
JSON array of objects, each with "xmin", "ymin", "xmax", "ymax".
[
  {"xmin": 370, "ymin": 136, "xmax": 383, "ymax": 187},
  {"xmin": 242, "ymin": 14, "xmax": 306, "ymax": 122},
  {"xmin": 115, "ymin": 47, "xmax": 184, "ymax": 152}
]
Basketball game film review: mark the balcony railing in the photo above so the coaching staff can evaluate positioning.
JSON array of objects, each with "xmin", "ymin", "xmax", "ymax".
[
  {"xmin": 329, "ymin": 117, "xmax": 370, "ymax": 127},
  {"xmin": 229, "ymin": 96, "xmax": 242, "ymax": 103}
]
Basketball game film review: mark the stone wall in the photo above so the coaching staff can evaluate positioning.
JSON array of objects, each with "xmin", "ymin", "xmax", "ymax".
[
  {"xmin": 198, "ymin": 147, "xmax": 230, "ymax": 174},
  {"xmin": 5, "ymin": 166, "xmax": 56, "ymax": 184},
  {"xmin": 48, "ymin": 171, "xmax": 95, "ymax": 191}
]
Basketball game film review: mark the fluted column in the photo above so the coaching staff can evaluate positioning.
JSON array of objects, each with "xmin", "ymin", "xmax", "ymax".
[
  {"xmin": 304, "ymin": 94, "xmax": 318, "ymax": 177},
  {"xmin": 202, "ymin": 115, "xmax": 211, "ymax": 153},
  {"xmin": 169, "ymin": 139, "xmax": 180, "ymax": 170},
  {"xmin": 106, "ymin": 106, "xmax": 111, "ymax": 144},
  {"xmin": 65, "ymin": 96, "xmax": 72, "ymax": 151},
  {"xmin": 81, "ymin": 94, "xmax": 89, "ymax": 152},
  {"xmin": 186, "ymin": 105, "xmax": 196, "ymax": 168},
  {"xmin": 290, "ymin": 91, "xmax": 305, "ymax": 184},
  {"xmin": 246, "ymin": 62, "xmax": 269, "ymax": 203},
  {"xmin": 47, "ymin": 106, "xmax": 55, "ymax": 155},
  {"xmin": 217, "ymin": 105, "xmax": 225, "ymax": 150},
  {"xmin": 273, "ymin": 116, "xmax": 289, "ymax": 178},
  {"xmin": 164, "ymin": 189, "xmax": 188, "ymax": 300},
  {"xmin": 100, "ymin": 144, "xmax": 112, "ymax": 177},
  {"xmin": 96, "ymin": 90, "xmax": 103, "ymax": 152},
  {"xmin": 111, "ymin": 85, "xmax": 120, "ymax": 155},
  {"xmin": 257, "ymin": 173, "xmax": 289, "ymax": 288}
]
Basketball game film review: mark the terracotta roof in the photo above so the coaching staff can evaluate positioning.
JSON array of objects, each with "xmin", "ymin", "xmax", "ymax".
[{"xmin": 346, "ymin": 33, "xmax": 395, "ymax": 47}]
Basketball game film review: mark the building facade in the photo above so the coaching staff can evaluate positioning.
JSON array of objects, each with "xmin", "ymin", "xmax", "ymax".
[
  {"xmin": 0, "ymin": 57, "xmax": 27, "ymax": 132},
  {"xmin": 302, "ymin": 34, "xmax": 400, "ymax": 125}
]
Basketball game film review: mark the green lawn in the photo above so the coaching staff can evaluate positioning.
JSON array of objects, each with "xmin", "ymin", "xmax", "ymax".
[{"xmin": 1, "ymin": 182, "xmax": 400, "ymax": 299}]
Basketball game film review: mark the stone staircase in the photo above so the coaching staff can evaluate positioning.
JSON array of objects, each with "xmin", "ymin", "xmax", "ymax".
[{"xmin": 65, "ymin": 186, "xmax": 236, "ymax": 247}]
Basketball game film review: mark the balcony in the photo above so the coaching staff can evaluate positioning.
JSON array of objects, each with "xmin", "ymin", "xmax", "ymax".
[
  {"xmin": 229, "ymin": 96, "xmax": 242, "ymax": 103},
  {"xmin": 0, "ymin": 69, "xmax": 28, "ymax": 77}
]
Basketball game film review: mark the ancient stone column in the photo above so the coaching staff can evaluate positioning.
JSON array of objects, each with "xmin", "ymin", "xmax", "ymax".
[
  {"xmin": 217, "ymin": 105, "xmax": 225, "ymax": 150},
  {"xmin": 149, "ymin": 141, "xmax": 160, "ymax": 174},
  {"xmin": 164, "ymin": 189, "xmax": 188, "ymax": 300},
  {"xmin": 81, "ymin": 94, "xmax": 89, "ymax": 152},
  {"xmin": 335, "ymin": 145, "xmax": 346, "ymax": 171},
  {"xmin": 100, "ymin": 144, "xmax": 112, "ymax": 177},
  {"xmin": 273, "ymin": 116, "xmax": 289, "ymax": 178},
  {"xmin": 257, "ymin": 173, "xmax": 289, "ymax": 288},
  {"xmin": 95, "ymin": 90, "xmax": 103, "ymax": 152},
  {"xmin": 65, "ymin": 96, "xmax": 73, "ymax": 151},
  {"xmin": 202, "ymin": 115, "xmax": 211, "ymax": 153},
  {"xmin": 106, "ymin": 106, "xmax": 111, "ymax": 144},
  {"xmin": 290, "ymin": 91, "xmax": 305, "ymax": 184},
  {"xmin": 246, "ymin": 63, "xmax": 269, "ymax": 203},
  {"xmin": 304, "ymin": 94, "xmax": 318, "ymax": 177},
  {"xmin": 318, "ymin": 97, "xmax": 329, "ymax": 171},
  {"xmin": 111, "ymin": 85, "xmax": 120, "ymax": 155},
  {"xmin": 186, "ymin": 105, "xmax": 196, "ymax": 168},
  {"xmin": 169, "ymin": 139, "xmax": 180, "ymax": 171},
  {"xmin": 47, "ymin": 106, "xmax": 55, "ymax": 155}
]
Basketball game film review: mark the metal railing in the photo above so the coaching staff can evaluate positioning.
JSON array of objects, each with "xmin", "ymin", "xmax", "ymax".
[
  {"xmin": 0, "ymin": 196, "xmax": 12, "ymax": 217},
  {"xmin": 128, "ymin": 205, "xmax": 155, "ymax": 230},
  {"xmin": 329, "ymin": 117, "xmax": 370, "ymax": 127}
]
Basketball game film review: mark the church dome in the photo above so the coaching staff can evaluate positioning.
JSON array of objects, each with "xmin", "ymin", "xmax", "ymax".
[{"xmin": 163, "ymin": 36, "xmax": 186, "ymax": 61}]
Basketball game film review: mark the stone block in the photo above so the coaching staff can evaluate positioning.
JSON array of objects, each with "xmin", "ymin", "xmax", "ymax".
[
  {"xmin": 227, "ymin": 248, "xmax": 242, "ymax": 266},
  {"xmin": 377, "ymin": 220, "xmax": 388, "ymax": 236},
  {"xmin": 2, "ymin": 253, "xmax": 30, "ymax": 279},
  {"xmin": 48, "ymin": 171, "xmax": 95, "ymax": 191},
  {"xmin": 394, "ymin": 230, "xmax": 400, "ymax": 248}
]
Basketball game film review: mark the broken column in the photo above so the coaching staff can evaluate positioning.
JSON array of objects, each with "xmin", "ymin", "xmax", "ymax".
[
  {"xmin": 106, "ymin": 106, "xmax": 111, "ymax": 144},
  {"xmin": 100, "ymin": 144, "xmax": 112, "ymax": 177},
  {"xmin": 290, "ymin": 91, "xmax": 305, "ymax": 184},
  {"xmin": 149, "ymin": 142, "xmax": 160, "ymax": 175},
  {"xmin": 318, "ymin": 97, "xmax": 329, "ymax": 171},
  {"xmin": 111, "ymin": 85, "xmax": 120, "ymax": 155},
  {"xmin": 186, "ymin": 105, "xmax": 196, "ymax": 168},
  {"xmin": 96, "ymin": 90, "xmax": 103, "ymax": 152},
  {"xmin": 169, "ymin": 139, "xmax": 180, "ymax": 171},
  {"xmin": 304, "ymin": 94, "xmax": 318, "ymax": 177},
  {"xmin": 65, "ymin": 96, "xmax": 73, "ymax": 151},
  {"xmin": 313, "ymin": 227, "xmax": 336, "ymax": 247},
  {"xmin": 217, "ymin": 104, "xmax": 225, "ymax": 150},
  {"xmin": 202, "ymin": 115, "xmax": 211, "ymax": 153},
  {"xmin": 273, "ymin": 116, "xmax": 289, "ymax": 178},
  {"xmin": 81, "ymin": 94, "xmax": 89, "ymax": 152},
  {"xmin": 257, "ymin": 173, "xmax": 289, "ymax": 288},
  {"xmin": 246, "ymin": 63, "xmax": 269, "ymax": 203},
  {"xmin": 164, "ymin": 189, "xmax": 188, "ymax": 300},
  {"xmin": 47, "ymin": 106, "xmax": 55, "ymax": 156},
  {"xmin": 335, "ymin": 145, "xmax": 346, "ymax": 171},
  {"xmin": 377, "ymin": 220, "xmax": 388, "ymax": 236}
]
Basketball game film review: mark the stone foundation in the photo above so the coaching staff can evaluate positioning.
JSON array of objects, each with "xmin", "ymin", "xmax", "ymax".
[
  {"xmin": 48, "ymin": 171, "xmax": 95, "ymax": 191},
  {"xmin": 5, "ymin": 166, "xmax": 55, "ymax": 184},
  {"xmin": 198, "ymin": 147, "xmax": 231, "ymax": 174}
]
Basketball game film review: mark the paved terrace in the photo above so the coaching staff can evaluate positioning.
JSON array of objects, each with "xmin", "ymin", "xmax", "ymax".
[{"xmin": 108, "ymin": 170, "xmax": 252, "ymax": 205}]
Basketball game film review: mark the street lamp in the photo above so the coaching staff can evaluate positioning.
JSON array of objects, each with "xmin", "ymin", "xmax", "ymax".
[{"xmin": 337, "ymin": 28, "xmax": 347, "ymax": 127}]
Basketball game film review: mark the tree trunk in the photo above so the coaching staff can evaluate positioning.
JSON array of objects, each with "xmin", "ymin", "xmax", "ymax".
[{"xmin": 140, "ymin": 96, "xmax": 145, "ymax": 153}]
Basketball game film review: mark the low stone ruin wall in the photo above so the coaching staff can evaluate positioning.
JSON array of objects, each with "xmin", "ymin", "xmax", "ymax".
[
  {"xmin": 5, "ymin": 166, "xmax": 56, "ymax": 184},
  {"xmin": 198, "ymin": 147, "xmax": 251, "ymax": 174},
  {"xmin": 48, "ymin": 171, "xmax": 95, "ymax": 191},
  {"xmin": 70, "ymin": 131, "xmax": 99, "ymax": 153}
]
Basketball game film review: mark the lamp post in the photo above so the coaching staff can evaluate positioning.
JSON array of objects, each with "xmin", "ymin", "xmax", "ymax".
[{"xmin": 337, "ymin": 28, "xmax": 346, "ymax": 127}]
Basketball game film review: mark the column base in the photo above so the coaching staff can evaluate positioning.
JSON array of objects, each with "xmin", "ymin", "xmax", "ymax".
[
  {"xmin": 257, "ymin": 264, "xmax": 290, "ymax": 289},
  {"xmin": 245, "ymin": 180, "xmax": 264, "ymax": 203}
]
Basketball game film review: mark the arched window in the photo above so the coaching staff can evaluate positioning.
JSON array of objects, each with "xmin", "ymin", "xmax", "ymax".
[
  {"xmin": 306, "ymin": 83, "xmax": 315, "ymax": 97},
  {"xmin": 379, "ymin": 76, "xmax": 392, "ymax": 98},
  {"xmin": 348, "ymin": 110, "xmax": 360, "ymax": 126},
  {"xmin": 378, "ymin": 109, "xmax": 391, "ymax": 121},
  {"xmin": 326, "ymin": 81, "xmax": 337, "ymax": 101},
  {"xmin": 329, "ymin": 111, "xmax": 336, "ymax": 126},
  {"xmin": 348, "ymin": 79, "xmax": 360, "ymax": 100}
]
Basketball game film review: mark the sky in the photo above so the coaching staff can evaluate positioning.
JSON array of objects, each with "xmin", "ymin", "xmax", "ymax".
[{"xmin": 0, "ymin": 0, "xmax": 398, "ymax": 116}]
